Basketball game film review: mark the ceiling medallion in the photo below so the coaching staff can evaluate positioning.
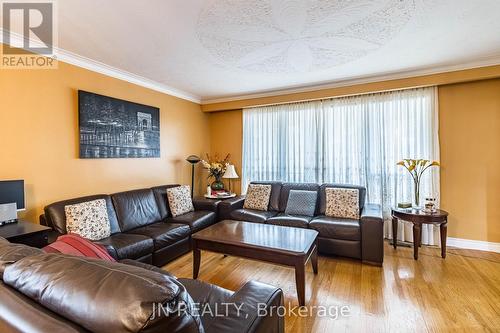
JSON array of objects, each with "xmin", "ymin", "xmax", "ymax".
[{"xmin": 197, "ymin": 0, "xmax": 418, "ymax": 73}]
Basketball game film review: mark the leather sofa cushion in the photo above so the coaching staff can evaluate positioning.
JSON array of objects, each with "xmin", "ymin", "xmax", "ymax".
[
  {"xmin": 250, "ymin": 181, "xmax": 282, "ymax": 211},
  {"xmin": 266, "ymin": 213, "xmax": 312, "ymax": 228},
  {"xmin": 119, "ymin": 258, "xmax": 176, "ymax": 278},
  {"xmin": 0, "ymin": 241, "xmax": 43, "ymax": 279},
  {"xmin": 44, "ymin": 195, "xmax": 120, "ymax": 235},
  {"xmin": 151, "ymin": 184, "xmax": 180, "ymax": 220},
  {"xmin": 94, "ymin": 233, "xmax": 154, "ymax": 260},
  {"xmin": 166, "ymin": 211, "xmax": 216, "ymax": 233},
  {"xmin": 178, "ymin": 278, "xmax": 233, "ymax": 330},
  {"xmin": 318, "ymin": 184, "xmax": 366, "ymax": 215},
  {"xmin": 111, "ymin": 189, "xmax": 162, "ymax": 232},
  {"xmin": 3, "ymin": 254, "xmax": 203, "ymax": 333},
  {"xmin": 278, "ymin": 183, "xmax": 320, "ymax": 212},
  {"xmin": 309, "ymin": 216, "xmax": 361, "ymax": 241},
  {"xmin": 0, "ymin": 283, "xmax": 88, "ymax": 333},
  {"xmin": 229, "ymin": 209, "xmax": 277, "ymax": 223},
  {"xmin": 127, "ymin": 222, "xmax": 191, "ymax": 251}
]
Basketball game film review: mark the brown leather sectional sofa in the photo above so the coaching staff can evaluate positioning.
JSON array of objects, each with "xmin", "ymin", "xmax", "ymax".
[
  {"xmin": 40, "ymin": 185, "xmax": 221, "ymax": 266},
  {"xmin": 0, "ymin": 238, "xmax": 284, "ymax": 333},
  {"xmin": 219, "ymin": 182, "xmax": 384, "ymax": 266}
]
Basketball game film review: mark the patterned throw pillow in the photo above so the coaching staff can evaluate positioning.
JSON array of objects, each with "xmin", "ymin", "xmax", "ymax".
[
  {"xmin": 65, "ymin": 199, "xmax": 111, "ymax": 241},
  {"xmin": 167, "ymin": 185, "xmax": 194, "ymax": 217},
  {"xmin": 285, "ymin": 190, "xmax": 318, "ymax": 217},
  {"xmin": 325, "ymin": 188, "xmax": 360, "ymax": 219},
  {"xmin": 243, "ymin": 184, "xmax": 272, "ymax": 211}
]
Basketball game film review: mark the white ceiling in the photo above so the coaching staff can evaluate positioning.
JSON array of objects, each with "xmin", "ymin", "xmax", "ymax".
[{"xmin": 12, "ymin": 1, "xmax": 500, "ymax": 102}]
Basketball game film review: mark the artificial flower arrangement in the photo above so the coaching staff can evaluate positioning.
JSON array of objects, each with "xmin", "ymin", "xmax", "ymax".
[
  {"xmin": 397, "ymin": 159, "xmax": 440, "ymax": 207},
  {"xmin": 201, "ymin": 153, "xmax": 231, "ymax": 190}
]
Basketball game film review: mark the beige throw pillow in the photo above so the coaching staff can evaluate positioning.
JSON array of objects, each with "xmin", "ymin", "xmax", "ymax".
[
  {"xmin": 167, "ymin": 185, "xmax": 194, "ymax": 217},
  {"xmin": 325, "ymin": 188, "xmax": 360, "ymax": 219},
  {"xmin": 65, "ymin": 199, "xmax": 111, "ymax": 241},
  {"xmin": 243, "ymin": 184, "xmax": 272, "ymax": 211}
]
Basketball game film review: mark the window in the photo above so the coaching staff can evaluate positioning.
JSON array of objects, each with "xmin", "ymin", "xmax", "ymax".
[{"xmin": 242, "ymin": 87, "xmax": 440, "ymax": 244}]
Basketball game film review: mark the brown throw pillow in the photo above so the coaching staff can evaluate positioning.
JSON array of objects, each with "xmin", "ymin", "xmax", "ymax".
[
  {"xmin": 243, "ymin": 184, "xmax": 272, "ymax": 211},
  {"xmin": 167, "ymin": 185, "xmax": 194, "ymax": 217},
  {"xmin": 325, "ymin": 188, "xmax": 360, "ymax": 219}
]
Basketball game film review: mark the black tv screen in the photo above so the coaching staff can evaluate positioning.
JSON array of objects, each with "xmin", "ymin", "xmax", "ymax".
[{"xmin": 0, "ymin": 180, "xmax": 25, "ymax": 210}]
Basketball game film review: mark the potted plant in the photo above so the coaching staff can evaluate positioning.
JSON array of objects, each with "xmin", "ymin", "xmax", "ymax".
[
  {"xmin": 397, "ymin": 159, "xmax": 440, "ymax": 207},
  {"xmin": 201, "ymin": 153, "xmax": 230, "ymax": 191}
]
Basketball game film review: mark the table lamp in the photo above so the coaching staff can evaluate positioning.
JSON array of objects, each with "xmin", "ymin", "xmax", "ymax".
[
  {"xmin": 186, "ymin": 155, "xmax": 201, "ymax": 197},
  {"xmin": 223, "ymin": 164, "xmax": 239, "ymax": 194}
]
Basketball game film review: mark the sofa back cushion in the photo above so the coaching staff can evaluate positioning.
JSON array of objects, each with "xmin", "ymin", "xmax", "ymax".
[
  {"xmin": 3, "ymin": 254, "xmax": 203, "ymax": 333},
  {"xmin": 249, "ymin": 181, "xmax": 282, "ymax": 211},
  {"xmin": 278, "ymin": 183, "xmax": 320, "ymax": 213},
  {"xmin": 319, "ymin": 183, "xmax": 366, "ymax": 215},
  {"xmin": 44, "ymin": 195, "xmax": 120, "ymax": 235},
  {"xmin": 151, "ymin": 184, "xmax": 181, "ymax": 220},
  {"xmin": 0, "ymin": 240, "xmax": 43, "ymax": 279},
  {"xmin": 0, "ymin": 283, "xmax": 87, "ymax": 333},
  {"xmin": 112, "ymin": 189, "xmax": 161, "ymax": 232}
]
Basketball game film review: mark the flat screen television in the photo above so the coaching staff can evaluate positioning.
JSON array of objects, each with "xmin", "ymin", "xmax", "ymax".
[{"xmin": 0, "ymin": 180, "xmax": 25, "ymax": 211}]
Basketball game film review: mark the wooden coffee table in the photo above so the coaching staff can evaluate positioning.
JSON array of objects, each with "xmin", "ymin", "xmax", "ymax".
[{"xmin": 192, "ymin": 220, "xmax": 319, "ymax": 306}]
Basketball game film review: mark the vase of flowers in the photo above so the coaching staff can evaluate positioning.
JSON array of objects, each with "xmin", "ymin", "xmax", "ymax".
[
  {"xmin": 201, "ymin": 153, "xmax": 230, "ymax": 191},
  {"xmin": 397, "ymin": 159, "xmax": 440, "ymax": 207}
]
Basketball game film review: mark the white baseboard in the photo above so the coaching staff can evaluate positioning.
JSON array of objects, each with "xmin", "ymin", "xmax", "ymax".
[{"xmin": 447, "ymin": 237, "xmax": 500, "ymax": 253}]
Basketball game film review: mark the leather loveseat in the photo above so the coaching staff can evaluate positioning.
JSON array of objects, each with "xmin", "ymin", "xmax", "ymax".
[
  {"xmin": 0, "ymin": 238, "xmax": 284, "ymax": 333},
  {"xmin": 40, "ymin": 185, "xmax": 220, "ymax": 266},
  {"xmin": 219, "ymin": 181, "xmax": 384, "ymax": 266}
]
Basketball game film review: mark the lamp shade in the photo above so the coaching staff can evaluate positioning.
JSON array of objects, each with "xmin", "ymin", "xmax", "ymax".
[
  {"xmin": 186, "ymin": 155, "xmax": 201, "ymax": 164},
  {"xmin": 223, "ymin": 165, "xmax": 239, "ymax": 179}
]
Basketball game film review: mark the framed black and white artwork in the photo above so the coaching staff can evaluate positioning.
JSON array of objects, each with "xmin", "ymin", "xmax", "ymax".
[{"xmin": 78, "ymin": 90, "xmax": 160, "ymax": 158}]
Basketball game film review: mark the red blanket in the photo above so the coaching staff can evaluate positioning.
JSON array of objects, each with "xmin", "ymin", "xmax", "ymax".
[{"xmin": 43, "ymin": 234, "xmax": 115, "ymax": 261}]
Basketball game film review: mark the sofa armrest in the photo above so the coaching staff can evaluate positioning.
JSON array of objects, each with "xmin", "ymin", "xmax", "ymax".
[
  {"xmin": 192, "ymin": 197, "xmax": 221, "ymax": 213},
  {"xmin": 360, "ymin": 203, "xmax": 384, "ymax": 266},
  {"xmin": 218, "ymin": 196, "xmax": 246, "ymax": 220},
  {"xmin": 39, "ymin": 214, "xmax": 48, "ymax": 226},
  {"xmin": 206, "ymin": 280, "xmax": 284, "ymax": 333}
]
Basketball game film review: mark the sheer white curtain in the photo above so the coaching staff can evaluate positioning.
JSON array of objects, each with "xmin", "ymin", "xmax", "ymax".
[{"xmin": 242, "ymin": 87, "xmax": 440, "ymax": 245}]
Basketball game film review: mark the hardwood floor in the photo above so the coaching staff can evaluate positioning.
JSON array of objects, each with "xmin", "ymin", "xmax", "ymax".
[{"xmin": 164, "ymin": 242, "xmax": 500, "ymax": 332}]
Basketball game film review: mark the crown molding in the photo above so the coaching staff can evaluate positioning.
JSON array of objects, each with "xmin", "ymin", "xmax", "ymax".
[
  {"xmin": 0, "ymin": 29, "xmax": 201, "ymax": 103},
  {"xmin": 56, "ymin": 49, "xmax": 201, "ymax": 103},
  {"xmin": 4, "ymin": 28, "xmax": 500, "ymax": 106},
  {"xmin": 201, "ymin": 55, "xmax": 500, "ymax": 105}
]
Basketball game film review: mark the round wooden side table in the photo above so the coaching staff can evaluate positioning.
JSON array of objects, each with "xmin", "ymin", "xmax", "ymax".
[{"xmin": 391, "ymin": 208, "xmax": 449, "ymax": 260}]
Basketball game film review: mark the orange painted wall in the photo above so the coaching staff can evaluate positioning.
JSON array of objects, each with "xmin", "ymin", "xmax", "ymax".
[
  {"xmin": 208, "ymin": 111, "xmax": 243, "ymax": 194},
  {"xmin": 439, "ymin": 79, "xmax": 500, "ymax": 243},
  {"xmin": 208, "ymin": 78, "xmax": 500, "ymax": 243},
  {"xmin": 0, "ymin": 61, "xmax": 210, "ymax": 223}
]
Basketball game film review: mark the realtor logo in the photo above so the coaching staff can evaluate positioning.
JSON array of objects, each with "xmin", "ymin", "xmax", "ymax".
[{"xmin": 1, "ymin": 0, "xmax": 57, "ymax": 69}]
